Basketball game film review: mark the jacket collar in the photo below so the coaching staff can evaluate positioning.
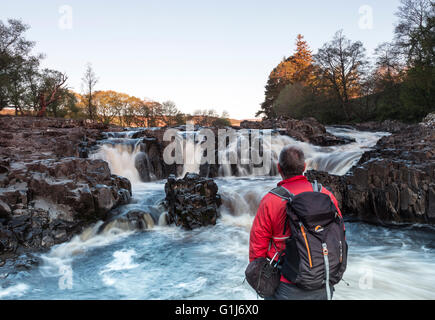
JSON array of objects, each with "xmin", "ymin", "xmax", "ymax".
[{"xmin": 277, "ymin": 175, "xmax": 307, "ymax": 186}]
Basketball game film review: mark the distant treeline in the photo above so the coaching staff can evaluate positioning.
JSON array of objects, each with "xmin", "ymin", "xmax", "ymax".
[
  {"xmin": 0, "ymin": 20, "xmax": 231, "ymax": 127},
  {"xmin": 256, "ymin": 0, "xmax": 434, "ymax": 124}
]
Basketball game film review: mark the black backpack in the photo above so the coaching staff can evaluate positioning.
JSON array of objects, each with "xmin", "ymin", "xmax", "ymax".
[{"xmin": 270, "ymin": 181, "xmax": 348, "ymax": 300}]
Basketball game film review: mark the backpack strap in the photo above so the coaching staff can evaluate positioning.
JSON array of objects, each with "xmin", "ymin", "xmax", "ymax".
[
  {"xmin": 269, "ymin": 186, "xmax": 294, "ymax": 237},
  {"xmin": 312, "ymin": 180, "xmax": 323, "ymax": 193},
  {"xmin": 269, "ymin": 186, "xmax": 294, "ymax": 201}
]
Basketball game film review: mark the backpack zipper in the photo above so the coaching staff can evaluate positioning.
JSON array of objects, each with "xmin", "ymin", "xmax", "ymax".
[
  {"xmin": 339, "ymin": 240, "xmax": 343, "ymax": 263},
  {"xmin": 299, "ymin": 223, "xmax": 313, "ymax": 268}
]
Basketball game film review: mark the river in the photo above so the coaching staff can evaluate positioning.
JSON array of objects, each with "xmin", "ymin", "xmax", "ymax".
[{"xmin": 0, "ymin": 127, "xmax": 434, "ymax": 300}]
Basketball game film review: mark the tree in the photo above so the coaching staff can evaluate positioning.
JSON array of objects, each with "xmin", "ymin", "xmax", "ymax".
[
  {"xmin": 93, "ymin": 90, "xmax": 126, "ymax": 124},
  {"xmin": 81, "ymin": 63, "xmax": 98, "ymax": 120},
  {"xmin": 394, "ymin": 0, "xmax": 434, "ymax": 67},
  {"xmin": 274, "ymin": 82, "xmax": 315, "ymax": 118},
  {"xmin": 0, "ymin": 19, "xmax": 43, "ymax": 113},
  {"xmin": 373, "ymin": 42, "xmax": 403, "ymax": 84},
  {"xmin": 193, "ymin": 109, "xmax": 219, "ymax": 126},
  {"xmin": 292, "ymin": 34, "xmax": 315, "ymax": 84},
  {"xmin": 160, "ymin": 100, "xmax": 183, "ymax": 126},
  {"xmin": 314, "ymin": 30, "xmax": 368, "ymax": 120},
  {"xmin": 257, "ymin": 34, "xmax": 314, "ymax": 118},
  {"xmin": 120, "ymin": 95, "xmax": 142, "ymax": 127},
  {"xmin": 36, "ymin": 70, "xmax": 68, "ymax": 117},
  {"xmin": 393, "ymin": 0, "xmax": 435, "ymax": 121},
  {"xmin": 221, "ymin": 110, "xmax": 230, "ymax": 119}
]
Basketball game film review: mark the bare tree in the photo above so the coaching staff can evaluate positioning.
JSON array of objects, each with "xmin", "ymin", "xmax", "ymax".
[
  {"xmin": 81, "ymin": 63, "xmax": 98, "ymax": 120},
  {"xmin": 394, "ymin": 0, "xmax": 434, "ymax": 65},
  {"xmin": 161, "ymin": 100, "xmax": 182, "ymax": 126},
  {"xmin": 314, "ymin": 30, "xmax": 368, "ymax": 120}
]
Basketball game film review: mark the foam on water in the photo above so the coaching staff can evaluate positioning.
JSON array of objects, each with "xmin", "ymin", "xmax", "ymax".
[
  {"xmin": 0, "ymin": 283, "xmax": 29, "ymax": 299},
  {"xmin": 91, "ymin": 140, "xmax": 142, "ymax": 184}
]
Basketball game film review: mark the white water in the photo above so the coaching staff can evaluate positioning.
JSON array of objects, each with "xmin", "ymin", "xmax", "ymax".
[
  {"xmin": 91, "ymin": 140, "xmax": 142, "ymax": 184},
  {"xmin": 1, "ymin": 127, "xmax": 434, "ymax": 300}
]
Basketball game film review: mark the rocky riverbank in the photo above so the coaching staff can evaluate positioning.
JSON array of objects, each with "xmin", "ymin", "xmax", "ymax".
[
  {"xmin": 0, "ymin": 117, "xmax": 132, "ymax": 262},
  {"xmin": 308, "ymin": 113, "xmax": 435, "ymax": 224},
  {"xmin": 240, "ymin": 117, "xmax": 354, "ymax": 146}
]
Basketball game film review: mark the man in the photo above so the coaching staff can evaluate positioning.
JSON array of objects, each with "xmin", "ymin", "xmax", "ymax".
[{"xmin": 249, "ymin": 145, "xmax": 343, "ymax": 300}]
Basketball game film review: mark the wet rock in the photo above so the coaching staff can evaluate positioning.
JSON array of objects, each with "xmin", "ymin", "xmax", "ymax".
[
  {"xmin": 421, "ymin": 112, "xmax": 435, "ymax": 128},
  {"xmin": 164, "ymin": 173, "xmax": 222, "ymax": 230},
  {"xmin": 240, "ymin": 117, "xmax": 353, "ymax": 146},
  {"xmin": 0, "ymin": 200, "xmax": 11, "ymax": 219},
  {"xmin": 353, "ymin": 119, "xmax": 411, "ymax": 133},
  {"xmin": 98, "ymin": 209, "xmax": 155, "ymax": 233},
  {"xmin": 130, "ymin": 132, "xmax": 180, "ymax": 181},
  {"xmin": 13, "ymin": 253, "xmax": 40, "ymax": 270}
]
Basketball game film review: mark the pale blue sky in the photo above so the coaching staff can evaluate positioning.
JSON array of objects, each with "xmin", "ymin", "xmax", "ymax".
[{"xmin": 1, "ymin": 0, "xmax": 402, "ymax": 119}]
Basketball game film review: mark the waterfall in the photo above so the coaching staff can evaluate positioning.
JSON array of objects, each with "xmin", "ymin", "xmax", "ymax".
[
  {"xmin": 180, "ymin": 137, "xmax": 203, "ymax": 178},
  {"xmin": 91, "ymin": 139, "xmax": 143, "ymax": 184},
  {"xmin": 91, "ymin": 127, "xmax": 388, "ymax": 185},
  {"xmin": 214, "ymin": 128, "xmax": 388, "ymax": 177}
]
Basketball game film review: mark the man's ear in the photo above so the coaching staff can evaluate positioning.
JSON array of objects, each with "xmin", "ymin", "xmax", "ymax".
[
  {"xmin": 277, "ymin": 163, "xmax": 282, "ymax": 175},
  {"xmin": 304, "ymin": 162, "xmax": 307, "ymax": 172}
]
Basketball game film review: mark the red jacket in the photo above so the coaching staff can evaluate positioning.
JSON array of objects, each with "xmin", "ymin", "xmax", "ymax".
[{"xmin": 249, "ymin": 175, "xmax": 343, "ymax": 283}]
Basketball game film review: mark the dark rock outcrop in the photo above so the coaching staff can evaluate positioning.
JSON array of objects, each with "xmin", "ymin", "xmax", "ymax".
[
  {"xmin": 97, "ymin": 208, "xmax": 156, "ymax": 234},
  {"xmin": 131, "ymin": 130, "xmax": 180, "ymax": 180},
  {"xmin": 240, "ymin": 117, "xmax": 353, "ymax": 146},
  {"xmin": 353, "ymin": 119, "xmax": 411, "ymax": 133},
  {"xmin": 307, "ymin": 115, "xmax": 435, "ymax": 224},
  {"xmin": 164, "ymin": 173, "xmax": 222, "ymax": 230}
]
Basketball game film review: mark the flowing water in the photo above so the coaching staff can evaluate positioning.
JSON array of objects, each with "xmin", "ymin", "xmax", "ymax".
[{"xmin": 1, "ymin": 127, "xmax": 434, "ymax": 300}]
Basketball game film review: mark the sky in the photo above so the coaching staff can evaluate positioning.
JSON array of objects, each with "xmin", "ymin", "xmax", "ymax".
[{"xmin": 0, "ymin": 0, "xmax": 402, "ymax": 119}]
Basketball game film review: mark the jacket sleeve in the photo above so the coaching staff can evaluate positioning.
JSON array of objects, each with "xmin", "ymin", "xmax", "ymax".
[{"xmin": 249, "ymin": 196, "xmax": 273, "ymax": 262}]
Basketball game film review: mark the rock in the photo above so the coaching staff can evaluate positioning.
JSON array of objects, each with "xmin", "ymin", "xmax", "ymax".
[
  {"xmin": 0, "ymin": 200, "xmax": 11, "ymax": 219},
  {"xmin": 164, "ymin": 173, "xmax": 222, "ymax": 230},
  {"xmin": 241, "ymin": 117, "xmax": 353, "ymax": 146},
  {"xmin": 305, "ymin": 170, "xmax": 346, "ymax": 209},
  {"xmin": 421, "ymin": 112, "xmax": 435, "ymax": 128},
  {"xmin": 130, "ymin": 131, "xmax": 180, "ymax": 180},
  {"xmin": 353, "ymin": 119, "xmax": 410, "ymax": 133},
  {"xmin": 98, "ymin": 209, "xmax": 155, "ymax": 234}
]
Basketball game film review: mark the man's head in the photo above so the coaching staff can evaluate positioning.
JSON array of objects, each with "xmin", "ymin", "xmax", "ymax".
[{"xmin": 278, "ymin": 145, "xmax": 306, "ymax": 179}]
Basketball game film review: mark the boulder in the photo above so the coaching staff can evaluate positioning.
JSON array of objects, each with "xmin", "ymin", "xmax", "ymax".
[
  {"xmin": 164, "ymin": 173, "xmax": 222, "ymax": 230},
  {"xmin": 98, "ymin": 209, "xmax": 155, "ymax": 234},
  {"xmin": 0, "ymin": 200, "xmax": 11, "ymax": 219}
]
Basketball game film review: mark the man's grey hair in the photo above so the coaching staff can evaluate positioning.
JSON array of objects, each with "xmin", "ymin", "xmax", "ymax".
[{"xmin": 278, "ymin": 145, "xmax": 305, "ymax": 178}]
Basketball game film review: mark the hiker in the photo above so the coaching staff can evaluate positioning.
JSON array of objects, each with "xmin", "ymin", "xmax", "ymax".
[{"xmin": 248, "ymin": 145, "xmax": 347, "ymax": 300}]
